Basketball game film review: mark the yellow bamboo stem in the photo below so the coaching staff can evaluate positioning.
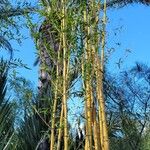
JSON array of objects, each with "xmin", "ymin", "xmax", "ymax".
[
  {"xmin": 50, "ymin": 75, "xmax": 58, "ymax": 150},
  {"xmin": 50, "ymin": 49, "xmax": 60, "ymax": 150},
  {"xmin": 95, "ymin": 55, "xmax": 104, "ymax": 150},
  {"xmin": 57, "ymin": 103, "xmax": 64, "ymax": 150},
  {"xmin": 61, "ymin": 0, "xmax": 68, "ymax": 149},
  {"xmin": 82, "ymin": 58, "xmax": 89, "ymax": 150},
  {"xmin": 92, "ymin": 104, "xmax": 99, "ymax": 150},
  {"xmin": 100, "ymin": 0, "xmax": 109, "ymax": 149},
  {"xmin": 90, "ymin": 1, "xmax": 101, "ymax": 149},
  {"xmin": 83, "ymin": 8, "xmax": 93, "ymax": 150}
]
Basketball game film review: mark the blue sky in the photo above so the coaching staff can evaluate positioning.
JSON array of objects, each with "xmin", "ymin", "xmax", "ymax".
[
  {"xmin": 1, "ymin": 3, "xmax": 150, "ymax": 85},
  {"xmin": 1, "ymin": 2, "xmax": 150, "ymax": 127},
  {"xmin": 107, "ymin": 4, "xmax": 150, "ymax": 72}
]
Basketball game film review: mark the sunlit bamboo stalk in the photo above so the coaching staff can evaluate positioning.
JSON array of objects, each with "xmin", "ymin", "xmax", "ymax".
[
  {"xmin": 50, "ymin": 44, "xmax": 61, "ymax": 149},
  {"xmin": 92, "ymin": 105, "xmax": 99, "ymax": 150},
  {"xmin": 99, "ymin": 0, "xmax": 109, "ymax": 149},
  {"xmin": 83, "ymin": 8, "xmax": 93, "ymax": 150},
  {"xmin": 82, "ymin": 58, "xmax": 89, "ymax": 150},
  {"xmin": 61, "ymin": 0, "xmax": 68, "ymax": 149},
  {"xmin": 90, "ymin": 1, "xmax": 101, "ymax": 149},
  {"xmin": 57, "ymin": 103, "xmax": 64, "ymax": 150},
  {"xmin": 95, "ymin": 55, "xmax": 104, "ymax": 150},
  {"xmin": 91, "ymin": 0, "xmax": 109, "ymax": 149}
]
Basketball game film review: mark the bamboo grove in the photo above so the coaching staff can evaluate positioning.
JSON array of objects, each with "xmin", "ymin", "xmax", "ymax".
[
  {"xmin": 1, "ymin": 0, "xmax": 150, "ymax": 150},
  {"xmin": 29, "ymin": 0, "xmax": 110, "ymax": 149}
]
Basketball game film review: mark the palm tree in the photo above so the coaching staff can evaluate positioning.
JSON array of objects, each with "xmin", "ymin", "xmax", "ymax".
[
  {"xmin": 7, "ymin": 74, "xmax": 52, "ymax": 150},
  {"xmin": 16, "ymin": 112, "xmax": 44, "ymax": 150},
  {"xmin": 104, "ymin": 0, "xmax": 150, "ymax": 8},
  {"xmin": 0, "ymin": 0, "xmax": 36, "ymax": 58},
  {"xmin": 0, "ymin": 59, "xmax": 15, "ymax": 150}
]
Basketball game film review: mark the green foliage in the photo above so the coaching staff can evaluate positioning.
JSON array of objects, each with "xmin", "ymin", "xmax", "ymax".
[
  {"xmin": 1, "ymin": 0, "xmax": 150, "ymax": 149},
  {"xmin": 8, "ymin": 74, "xmax": 51, "ymax": 149},
  {"xmin": 105, "ymin": 63, "xmax": 150, "ymax": 150},
  {"xmin": 0, "ymin": 59, "xmax": 16, "ymax": 150},
  {"xmin": 0, "ymin": 0, "xmax": 36, "ymax": 58},
  {"xmin": 105, "ymin": 0, "xmax": 150, "ymax": 8},
  {"xmin": 142, "ymin": 128, "xmax": 150, "ymax": 150},
  {"xmin": 16, "ymin": 114, "xmax": 43, "ymax": 150}
]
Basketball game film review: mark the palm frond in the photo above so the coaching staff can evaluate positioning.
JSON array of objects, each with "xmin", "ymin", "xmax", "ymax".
[
  {"xmin": 0, "ymin": 6, "xmax": 37, "ymax": 19},
  {"xmin": 0, "ymin": 1, "xmax": 37, "ymax": 59},
  {"xmin": 0, "ymin": 59, "xmax": 15, "ymax": 149},
  {"xmin": 0, "ymin": 36, "xmax": 13, "ymax": 58},
  {"xmin": 103, "ymin": 0, "xmax": 150, "ymax": 9}
]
